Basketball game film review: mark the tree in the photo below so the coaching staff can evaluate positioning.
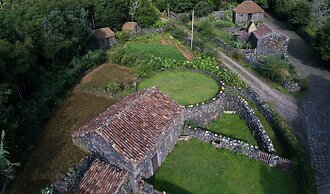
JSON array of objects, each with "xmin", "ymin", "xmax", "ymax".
[
  {"xmin": 315, "ymin": 18, "xmax": 330, "ymax": 61},
  {"xmin": 194, "ymin": 1, "xmax": 213, "ymax": 17},
  {"xmin": 135, "ymin": 0, "xmax": 159, "ymax": 27},
  {"xmin": 288, "ymin": 0, "xmax": 311, "ymax": 29},
  {"xmin": 310, "ymin": 0, "xmax": 330, "ymax": 31},
  {"xmin": 0, "ymin": 130, "xmax": 20, "ymax": 194},
  {"xmin": 129, "ymin": 0, "xmax": 139, "ymax": 21},
  {"xmin": 273, "ymin": 0, "xmax": 295, "ymax": 20},
  {"xmin": 255, "ymin": 0, "xmax": 269, "ymax": 9}
]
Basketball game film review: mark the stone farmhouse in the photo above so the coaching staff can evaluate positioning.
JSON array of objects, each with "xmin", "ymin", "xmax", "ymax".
[
  {"xmin": 122, "ymin": 22, "xmax": 142, "ymax": 33},
  {"xmin": 71, "ymin": 87, "xmax": 185, "ymax": 193},
  {"xmin": 232, "ymin": 0, "xmax": 264, "ymax": 24},
  {"xmin": 249, "ymin": 24, "xmax": 289, "ymax": 56},
  {"xmin": 94, "ymin": 27, "xmax": 117, "ymax": 49},
  {"xmin": 234, "ymin": 23, "xmax": 289, "ymax": 57}
]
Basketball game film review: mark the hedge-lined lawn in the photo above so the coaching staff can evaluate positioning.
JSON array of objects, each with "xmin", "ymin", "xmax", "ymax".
[
  {"xmin": 208, "ymin": 113, "xmax": 257, "ymax": 145},
  {"xmin": 149, "ymin": 139, "xmax": 298, "ymax": 194},
  {"xmin": 126, "ymin": 42, "xmax": 186, "ymax": 61},
  {"xmin": 138, "ymin": 70, "xmax": 219, "ymax": 105}
]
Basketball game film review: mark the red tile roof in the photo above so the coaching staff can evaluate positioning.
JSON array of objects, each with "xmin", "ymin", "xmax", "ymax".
[
  {"xmin": 94, "ymin": 27, "xmax": 115, "ymax": 40},
  {"xmin": 233, "ymin": 1, "xmax": 264, "ymax": 14},
  {"xmin": 75, "ymin": 159, "xmax": 128, "ymax": 194},
  {"xmin": 73, "ymin": 87, "xmax": 184, "ymax": 166},
  {"xmin": 122, "ymin": 22, "xmax": 138, "ymax": 31},
  {"xmin": 252, "ymin": 24, "xmax": 272, "ymax": 39}
]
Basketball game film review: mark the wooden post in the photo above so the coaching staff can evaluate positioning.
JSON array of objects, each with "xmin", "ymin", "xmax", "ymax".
[{"xmin": 191, "ymin": 10, "xmax": 194, "ymax": 49}]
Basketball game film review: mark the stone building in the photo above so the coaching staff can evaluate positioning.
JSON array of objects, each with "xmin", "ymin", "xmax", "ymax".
[
  {"xmin": 94, "ymin": 27, "xmax": 117, "ymax": 49},
  {"xmin": 232, "ymin": 1, "xmax": 264, "ymax": 24},
  {"xmin": 72, "ymin": 87, "xmax": 185, "ymax": 189},
  {"xmin": 122, "ymin": 22, "xmax": 142, "ymax": 33},
  {"xmin": 249, "ymin": 24, "xmax": 289, "ymax": 57}
]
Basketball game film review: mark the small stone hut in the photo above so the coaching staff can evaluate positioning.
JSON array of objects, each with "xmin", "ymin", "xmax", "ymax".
[
  {"xmin": 249, "ymin": 24, "xmax": 290, "ymax": 56},
  {"xmin": 74, "ymin": 159, "xmax": 131, "ymax": 194},
  {"xmin": 122, "ymin": 22, "xmax": 142, "ymax": 33},
  {"xmin": 72, "ymin": 87, "xmax": 184, "ymax": 182},
  {"xmin": 94, "ymin": 27, "xmax": 117, "ymax": 49},
  {"xmin": 232, "ymin": 1, "xmax": 264, "ymax": 24}
]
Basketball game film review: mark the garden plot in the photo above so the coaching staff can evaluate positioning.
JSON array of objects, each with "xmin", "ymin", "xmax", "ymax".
[{"xmin": 149, "ymin": 139, "xmax": 298, "ymax": 194}]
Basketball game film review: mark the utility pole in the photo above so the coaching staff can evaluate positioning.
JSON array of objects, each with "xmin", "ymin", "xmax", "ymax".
[{"xmin": 190, "ymin": 10, "xmax": 194, "ymax": 49}]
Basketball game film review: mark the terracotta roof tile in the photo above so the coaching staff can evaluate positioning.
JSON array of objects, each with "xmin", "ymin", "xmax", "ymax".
[
  {"xmin": 252, "ymin": 24, "xmax": 272, "ymax": 39},
  {"xmin": 73, "ymin": 87, "xmax": 184, "ymax": 166},
  {"xmin": 122, "ymin": 22, "xmax": 138, "ymax": 31},
  {"xmin": 233, "ymin": 1, "xmax": 264, "ymax": 14},
  {"xmin": 75, "ymin": 159, "xmax": 128, "ymax": 194},
  {"xmin": 94, "ymin": 27, "xmax": 115, "ymax": 40}
]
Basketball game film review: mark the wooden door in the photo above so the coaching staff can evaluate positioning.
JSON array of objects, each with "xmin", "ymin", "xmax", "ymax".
[{"xmin": 152, "ymin": 152, "xmax": 159, "ymax": 173}]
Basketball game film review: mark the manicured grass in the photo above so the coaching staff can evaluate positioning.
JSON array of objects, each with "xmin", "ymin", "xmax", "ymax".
[
  {"xmin": 149, "ymin": 139, "xmax": 298, "ymax": 194},
  {"xmin": 138, "ymin": 70, "xmax": 219, "ymax": 105},
  {"xmin": 126, "ymin": 42, "xmax": 186, "ymax": 61},
  {"xmin": 207, "ymin": 113, "xmax": 257, "ymax": 145}
]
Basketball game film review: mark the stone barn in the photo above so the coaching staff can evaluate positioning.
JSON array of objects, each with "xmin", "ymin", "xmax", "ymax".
[
  {"xmin": 122, "ymin": 22, "xmax": 142, "ymax": 33},
  {"xmin": 94, "ymin": 27, "xmax": 117, "ymax": 49},
  {"xmin": 249, "ymin": 24, "xmax": 290, "ymax": 57},
  {"xmin": 72, "ymin": 87, "xmax": 185, "ymax": 182},
  {"xmin": 232, "ymin": 1, "xmax": 264, "ymax": 24}
]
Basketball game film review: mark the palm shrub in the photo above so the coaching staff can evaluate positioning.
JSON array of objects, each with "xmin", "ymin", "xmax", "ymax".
[{"xmin": 1, "ymin": 130, "xmax": 20, "ymax": 193}]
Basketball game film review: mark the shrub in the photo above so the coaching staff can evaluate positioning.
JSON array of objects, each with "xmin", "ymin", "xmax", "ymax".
[
  {"xmin": 135, "ymin": 0, "xmax": 160, "ymax": 27},
  {"xmin": 99, "ymin": 81, "xmax": 122, "ymax": 93},
  {"xmin": 194, "ymin": 1, "xmax": 213, "ymax": 17},
  {"xmin": 116, "ymin": 31, "xmax": 130, "ymax": 42},
  {"xmin": 256, "ymin": 56, "xmax": 295, "ymax": 84}
]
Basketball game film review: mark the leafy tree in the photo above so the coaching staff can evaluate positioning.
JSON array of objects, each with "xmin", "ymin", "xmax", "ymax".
[
  {"xmin": 273, "ymin": 0, "xmax": 295, "ymax": 20},
  {"xmin": 194, "ymin": 1, "xmax": 213, "ymax": 17},
  {"xmin": 0, "ymin": 130, "xmax": 20, "ymax": 193},
  {"xmin": 135, "ymin": 0, "xmax": 159, "ymax": 27},
  {"xmin": 315, "ymin": 18, "xmax": 330, "ymax": 61},
  {"xmin": 254, "ymin": 0, "xmax": 269, "ymax": 9},
  {"xmin": 310, "ymin": 0, "xmax": 330, "ymax": 31},
  {"xmin": 288, "ymin": 0, "xmax": 311, "ymax": 29}
]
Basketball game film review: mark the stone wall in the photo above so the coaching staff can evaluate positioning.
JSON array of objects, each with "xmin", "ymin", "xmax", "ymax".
[
  {"xmin": 184, "ymin": 92, "xmax": 275, "ymax": 153},
  {"xmin": 182, "ymin": 126, "xmax": 291, "ymax": 170},
  {"xmin": 137, "ymin": 113, "xmax": 184, "ymax": 180},
  {"xmin": 253, "ymin": 32, "xmax": 289, "ymax": 57},
  {"xmin": 53, "ymin": 155, "xmax": 95, "ymax": 193},
  {"xmin": 233, "ymin": 12, "xmax": 263, "ymax": 24},
  {"xmin": 73, "ymin": 132, "xmax": 132, "ymax": 171}
]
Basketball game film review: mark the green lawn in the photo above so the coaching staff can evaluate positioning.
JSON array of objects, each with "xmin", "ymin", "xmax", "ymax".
[
  {"xmin": 207, "ymin": 113, "xmax": 257, "ymax": 145},
  {"xmin": 149, "ymin": 139, "xmax": 298, "ymax": 194},
  {"xmin": 138, "ymin": 70, "xmax": 219, "ymax": 105},
  {"xmin": 126, "ymin": 42, "xmax": 186, "ymax": 61}
]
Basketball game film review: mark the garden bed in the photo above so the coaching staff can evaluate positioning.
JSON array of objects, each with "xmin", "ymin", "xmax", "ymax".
[
  {"xmin": 149, "ymin": 139, "xmax": 298, "ymax": 194},
  {"xmin": 138, "ymin": 70, "xmax": 219, "ymax": 105},
  {"xmin": 207, "ymin": 113, "xmax": 257, "ymax": 145}
]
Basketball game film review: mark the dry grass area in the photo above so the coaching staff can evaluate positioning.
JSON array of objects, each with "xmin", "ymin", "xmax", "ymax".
[
  {"xmin": 81, "ymin": 63, "xmax": 137, "ymax": 87},
  {"xmin": 11, "ymin": 63, "xmax": 136, "ymax": 194}
]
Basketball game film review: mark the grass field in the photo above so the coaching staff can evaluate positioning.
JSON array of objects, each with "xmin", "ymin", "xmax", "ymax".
[
  {"xmin": 11, "ymin": 63, "xmax": 135, "ymax": 194},
  {"xmin": 138, "ymin": 70, "xmax": 219, "ymax": 105},
  {"xmin": 149, "ymin": 139, "xmax": 298, "ymax": 194},
  {"xmin": 207, "ymin": 113, "xmax": 257, "ymax": 145},
  {"xmin": 126, "ymin": 42, "xmax": 186, "ymax": 61}
]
